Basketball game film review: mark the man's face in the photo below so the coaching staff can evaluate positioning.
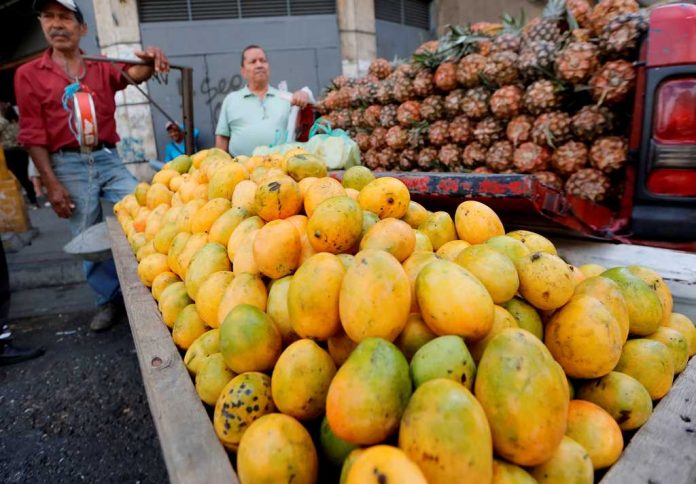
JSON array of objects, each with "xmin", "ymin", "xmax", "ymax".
[
  {"xmin": 241, "ymin": 48, "xmax": 270, "ymax": 87},
  {"xmin": 167, "ymin": 126, "xmax": 183, "ymax": 142},
  {"xmin": 39, "ymin": 2, "xmax": 86, "ymax": 52}
]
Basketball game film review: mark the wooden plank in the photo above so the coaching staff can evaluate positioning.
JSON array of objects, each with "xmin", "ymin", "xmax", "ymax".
[
  {"xmin": 555, "ymin": 238, "xmax": 696, "ymax": 320},
  {"xmin": 107, "ymin": 217, "xmax": 237, "ymax": 484},
  {"xmin": 601, "ymin": 355, "xmax": 696, "ymax": 484}
]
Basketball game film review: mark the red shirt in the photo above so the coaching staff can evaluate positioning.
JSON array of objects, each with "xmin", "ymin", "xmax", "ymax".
[{"xmin": 14, "ymin": 49, "xmax": 129, "ymax": 153}]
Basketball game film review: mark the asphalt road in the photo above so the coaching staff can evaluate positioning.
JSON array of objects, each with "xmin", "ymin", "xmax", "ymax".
[{"xmin": 0, "ymin": 309, "xmax": 168, "ymax": 483}]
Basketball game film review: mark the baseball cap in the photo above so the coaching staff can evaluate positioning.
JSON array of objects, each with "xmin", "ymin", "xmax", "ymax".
[
  {"xmin": 165, "ymin": 121, "xmax": 182, "ymax": 131},
  {"xmin": 34, "ymin": 0, "xmax": 85, "ymax": 24}
]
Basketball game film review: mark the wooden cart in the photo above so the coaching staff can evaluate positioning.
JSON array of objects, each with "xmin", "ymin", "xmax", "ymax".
[{"xmin": 108, "ymin": 218, "xmax": 696, "ymax": 484}]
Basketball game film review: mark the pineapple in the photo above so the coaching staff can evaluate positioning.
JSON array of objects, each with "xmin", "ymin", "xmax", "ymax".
[
  {"xmin": 589, "ymin": 0, "xmax": 639, "ymax": 37},
  {"xmin": 513, "ymin": 142, "xmax": 552, "ymax": 172},
  {"xmin": 351, "ymin": 109, "xmax": 364, "ymax": 129},
  {"xmin": 333, "ymin": 109, "xmax": 352, "ymax": 130},
  {"xmin": 463, "ymin": 142, "xmax": 488, "ymax": 168},
  {"xmin": 506, "ymin": 114, "xmax": 535, "ymax": 146},
  {"xmin": 380, "ymin": 104, "xmax": 399, "ymax": 128},
  {"xmin": 363, "ymin": 105, "xmax": 382, "ymax": 128},
  {"xmin": 474, "ymin": 117, "xmax": 505, "ymax": 147},
  {"xmin": 369, "ymin": 127, "xmax": 388, "ymax": 150},
  {"xmin": 407, "ymin": 124, "xmax": 429, "ymax": 150},
  {"xmin": 524, "ymin": 80, "xmax": 562, "ymax": 115},
  {"xmin": 377, "ymin": 147, "xmax": 397, "ymax": 170},
  {"xmin": 490, "ymin": 85, "xmax": 524, "ymax": 119},
  {"xmin": 417, "ymin": 147, "xmax": 439, "ymax": 170},
  {"xmin": 555, "ymin": 42, "xmax": 599, "ymax": 84},
  {"xmin": 531, "ymin": 111, "xmax": 572, "ymax": 148},
  {"xmin": 393, "ymin": 74, "xmax": 416, "ymax": 103},
  {"xmin": 376, "ymin": 79, "xmax": 396, "ymax": 105},
  {"xmin": 434, "ymin": 62, "xmax": 459, "ymax": 92},
  {"xmin": 397, "ymin": 101, "xmax": 423, "ymax": 127},
  {"xmin": 518, "ymin": 41, "xmax": 557, "ymax": 81},
  {"xmin": 330, "ymin": 75, "xmax": 350, "ymax": 90},
  {"xmin": 399, "ymin": 148, "xmax": 419, "ymax": 171},
  {"xmin": 456, "ymin": 54, "xmax": 487, "ymax": 88},
  {"xmin": 565, "ymin": 168, "xmax": 611, "ymax": 202},
  {"xmin": 471, "ymin": 21, "xmax": 504, "ymax": 36},
  {"xmin": 551, "ymin": 141, "xmax": 588, "ymax": 176},
  {"xmin": 385, "ymin": 126, "xmax": 409, "ymax": 150},
  {"xmin": 363, "ymin": 149, "xmax": 380, "ymax": 170},
  {"xmin": 413, "ymin": 70, "xmax": 435, "ymax": 98},
  {"xmin": 533, "ymin": 171, "xmax": 564, "ymax": 190},
  {"xmin": 486, "ymin": 140, "xmax": 515, "ymax": 172},
  {"xmin": 450, "ymin": 115, "xmax": 473, "ymax": 144},
  {"xmin": 415, "ymin": 40, "xmax": 439, "ymax": 55},
  {"xmin": 334, "ymin": 87, "xmax": 352, "ymax": 109},
  {"xmin": 482, "ymin": 51, "xmax": 519, "ymax": 87},
  {"xmin": 393, "ymin": 62, "xmax": 419, "ymax": 78},
  {"xmin": 565, "ymin": 0, "xmax": 592, "ymax": 28},
  {"xmin": 439, "ymin": 144, "xmax": 462, "ymax": 169},
  {"xmin": 444, "ymin": 89, "xmax": 465, "ymax": 117},
  {"xmin": 428, "ymin": 120, "xmax": 451, "ymax": 146},
  {"xmin": 599, "ymin": 12, "xmax": 648, "ymax": 59},
  {"xmin": 354, "ymin": 131, "xmax": 371, "ymax": 152},
  {"xmin": 571, "ymin": 105, "xmax": 614, "ymax": 142},
  {"xmin": 590, "ymin": 60, "xmax": 636, "ymax": 105},
  {"xmin": 356, "ymin": 82, "xmax": 379, "ymax": 105},
  {"xmin": 462, "ymin": 87, "xmax": 491, "ymax": 120},
  {"xmin": 421, "ymin": 95, "xmax": 446, "ymax": 122},
  {"xmin": 473, "ymin": 166, "xmax": 495, "ymax": 174},
  {"xmin": 589, "ymin": 136, "xmax": 628, "ymax": 173},
  {"xmin": 369, "ymin": 58, "xmax": 393, "ymax": 80},
  {"xmin": 522, "ymin": 0, "xmax": 568, "ymax": 44},
  {"xmin": 492, "ymin": 12, "xmax": 525, "ymax": 54}
]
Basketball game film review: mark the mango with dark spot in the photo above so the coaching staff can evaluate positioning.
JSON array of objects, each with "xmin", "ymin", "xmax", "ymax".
[
  {"xmin": 345, "ymin": 445, "xmax": 426, "ymax": 484},
  {"xmin": 515, "ymin": 251, "xmax": 575, "ymax": 311},
  {"xmin": 410, "ymin": 335, "xmax": 476, "ymax": 390},
  {"xmin": 213, "ymin": 372, "xmax": 275, "ymax": 451}
]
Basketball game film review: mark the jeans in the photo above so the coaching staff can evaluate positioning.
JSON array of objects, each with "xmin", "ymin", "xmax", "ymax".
[{"xmin": 51, "ymin": 148, "xmax": 137, "ymax": 305}]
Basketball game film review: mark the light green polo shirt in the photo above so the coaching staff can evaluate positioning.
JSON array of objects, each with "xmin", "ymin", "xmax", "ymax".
[{"xmin": 215, "ymin": 85, "xmax": 291, "ymax": 156}]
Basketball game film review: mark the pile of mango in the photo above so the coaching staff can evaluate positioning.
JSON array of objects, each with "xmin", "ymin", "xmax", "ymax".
[{"xmin": 114, "ymin": 147, "xmax": 696, "ymax": 484}]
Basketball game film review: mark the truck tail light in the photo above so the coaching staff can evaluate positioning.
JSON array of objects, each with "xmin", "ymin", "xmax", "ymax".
[{"xmin": 649, "ymin": 78, "xmax": 696, "ymax": 196}]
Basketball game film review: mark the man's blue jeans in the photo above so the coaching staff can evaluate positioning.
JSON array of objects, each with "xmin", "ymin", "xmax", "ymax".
[{"xmin": 51, "ymin": 148, "xmax": 137, "ymax": 306}]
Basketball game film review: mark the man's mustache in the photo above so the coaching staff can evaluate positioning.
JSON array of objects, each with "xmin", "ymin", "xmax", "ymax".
[{"xmin": 49, "ymin": 29, "xmax": 70, "ymax": 38}]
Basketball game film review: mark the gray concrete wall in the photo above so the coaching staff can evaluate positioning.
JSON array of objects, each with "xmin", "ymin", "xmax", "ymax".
[
  {"xmin": 376, "ymin": 19, "xmax": 433, "ymax": 60},
  {"xmin": 140, "ymin": 15, "xmax": 342, "ymax": 155},
  {"xmin": 434, "ymin": 0, "xmax": 542, "ymax": 32}
]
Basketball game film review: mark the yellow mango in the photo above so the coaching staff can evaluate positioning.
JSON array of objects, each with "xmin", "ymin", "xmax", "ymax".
[
  {"xmin": 418, "ymin": 211, "xmax": 457, "ymax": 251},
  {"xmin": 357, "ymin": 176, "xmax": 410, "ymax": 219},
  {"xmin": 515, "ymin": 252, "xmax": 575, "ymax": 310},
  {"xmin": 566, "ymin": 400, "xmax": 623, "ymax": 469},
  {"xmin": 455, "ymin": 200, "xmax": 505, "ymax": 244},
  {"xmin": 194, "ymin": 270, "xmax": 234, "ymax": 328},
  {"xmin": 216, "ymin": 272, "xmax": 267, "ymax": 324}
]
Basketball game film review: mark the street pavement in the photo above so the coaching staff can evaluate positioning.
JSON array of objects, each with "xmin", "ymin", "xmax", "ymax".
[{"xmin": 1, "ymin": 205, "xmax": 168, "ymax": 482}]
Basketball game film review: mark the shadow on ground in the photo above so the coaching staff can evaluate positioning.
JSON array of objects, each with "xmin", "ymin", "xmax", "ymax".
[{"xmin": 0, "ymin": 310, "xmax": 167, "ymax": 483}]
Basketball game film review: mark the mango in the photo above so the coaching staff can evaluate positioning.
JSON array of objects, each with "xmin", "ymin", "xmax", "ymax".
[
  {"xmin": 647, "ymin": 326, "xmax": 689, "ymax": 374},
  {"xmin": 627, "ymin": 265, "xmax": 673, "ymax": 325},
  {"xmin": 566, "ymin": 399, "xmax": 623, "ymax": 469},
  {"xmin": 184, "ymin": 243, "xmax": 231, "ymax": 300},
  {"xmin": 271, "ymin": 339, "xmax": 337, "ymax": 420},
  {"xmin": 327, "ymin": 330, "xmax": 357, "ymax": 367},
  {"xmin": 395, "ymin": 313, "xmax": 437, "ymax": 361},
  {"xmin": 286, "ymin": 152, "xmax": 327, "ymax": 181},
  {"xmin": 455, "ymin": 200, "xmax": 505, "ymax": 244},
  {"xmin": 507, "ymin": 230, "xmax": 557, "ymax": 254},
  {"xmin": 194, "ymin": 353, "xmax": 235, "ymax": 406},
  {"xmin": 326, "ymin": 338, "xmax": 412, "ymax": 445},
  {"xmin": 402, "ymin": 251, "xmax": 439, "ymax": 313},
  {"xmin": 573, "ymin": 276, "xmax": 629, "ymax": 343},
  {"xmin": 304, "ymin": 177, "xmax": 346, "ymax": 217},
  {"xmin": 502, "ymin": 297, "xmax": 543, "ymax": 340},
  {"xmin": 576, "ymin": 371, "xmax": 653, "ymax": 430},
  {"xmin": 216, "ymin": 272, "xmax": 267, "ymax": 324},
  {"xmin": 151, "ymin": 271, "xmax": 180, "ymax": 302},
  {"xmin": 469, "ymin": 305, "xmax": 519, "ymax": 363},
  {"xmin": 307, "ymin": 196, "xmax": 363, "ymax": 254},
  {"xmin": 183, "ymin": 328, "xmax": 220, "ymax": 375},
  {"xmin": 455, "ymin": 244, "xmax": 519, "ymax": 304},
  {"xmin": 219, "ymin": 304, "xmax": 281, "ymax": 373},
  {"xmin": 601, "ymin": 267, "xmax": 663, "ymax": 336},
  {"xmin": 402, "ymin": 200, "xmax": 429, "ymax": 229},
  {"xmin": 492, "ymin": 459, "xmax": 537, "ymax": 484},
  {"xmin": 266, "ymin": 275, "xmax": 298, "ymax": 345},
  {"xmin": 342, "ymin": 165, "xmax": 375, "ymax": 191},
  {"xmin": 207, "ymin": 206, "xmax": 250, "ymax": 246},
  {"xmin": 252, "ymin": 219, "xmax": 301, "ymax": 279},
  {"xmin": 357, "ymin": 176, "xmax": 410, "ymax": 219},
  {"xmin": 399, "ymin": 378, "xmax": 492, "ymax": 483},
  {"xmin": 417, "ymin": 211, "xmax": 457, "ymax": 250},
  {"xmin": 339, "ymin": 249, "xmax": 411, "ymax": 342},
  {"xmin": 360, "ymin": 217, "xmax": 416, "ymax": 262},
  {"xmin": 515, "ymin": 252, "xmax": 575, "ymax": 310},
  {"xmin": 319, "ymin": 415, "xmax": 360, "ymax": 467},
  {"xmin": 435, "ymin": 239, "xmax": 470, "ymax": 261},
  {"xmin": 410, "ymin": 335, "xmax": 476, "ymax": 390},
  {"xmin": 485, "ymin": 235, "xmax": 530, "ymax": 262},
  {"xmin": 254, "ymin": 175, "xmax": 303, "ymax": 221},
  {"xmin": 475, "ymin": 328, "xmax": 569, "ymax": 466},
  {"xmin": 346, "ymin": 445, "xmax": 426, "ymax": 484},
  {"xmin": 529, "ymin": 436, "xmax": 593, "ymax": 484},
  {"xmin": 663, "ymin": 312, "xmax": 696, "ymax": 356},
  {"xmin": 614, "ymin": 339, "xmax": 674, "ymax": 399},
  {"xmin": 194, "ymin": 270, "xmax": 234, "ymax": 328},
  {"xmin": 172, "ymin": 304, "xmax": 208, "ymax": 350}
]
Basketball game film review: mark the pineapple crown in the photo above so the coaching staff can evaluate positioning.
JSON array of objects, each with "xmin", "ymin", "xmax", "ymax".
[
  {"xmin": 413, "ymin": 25, "xmax": 488, "ymax": 69},
  {"xmin": 542, "ymin": 0, "xmax": 567, "ymax": 20},
  {"xmin": 500, "ymin": 10, "xmax": 526, "ymax": 34}
]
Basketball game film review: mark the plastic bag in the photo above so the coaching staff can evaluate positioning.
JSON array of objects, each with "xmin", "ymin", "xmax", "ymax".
[{"xmin": 304, "ymin": 118, "xmax": 361, "ymax": 170}]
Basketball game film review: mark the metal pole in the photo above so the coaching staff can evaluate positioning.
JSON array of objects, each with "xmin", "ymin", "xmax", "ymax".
[{"xmin": 181, "ymin": 67, "xmax": 195, "ymax": 155}]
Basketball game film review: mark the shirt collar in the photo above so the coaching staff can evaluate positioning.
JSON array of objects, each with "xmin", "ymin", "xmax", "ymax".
[
  {"xmin": 38, "ymin": 48, "xmax": 89, "ymax": 70},
  {"xmin": 241, "ymin": 85, "xmax": 278, "ymax": 98}
]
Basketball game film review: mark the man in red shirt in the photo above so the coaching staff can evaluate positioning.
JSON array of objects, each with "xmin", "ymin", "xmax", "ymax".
[{"xmin": 15, "ymin": 0, "xmax": 170, "ymax": 331}]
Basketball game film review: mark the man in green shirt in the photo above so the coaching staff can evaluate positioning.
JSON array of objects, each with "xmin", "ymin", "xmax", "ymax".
[{"xmin": 215, "ymin": 45, "xmax": 310, "ymax": 156}]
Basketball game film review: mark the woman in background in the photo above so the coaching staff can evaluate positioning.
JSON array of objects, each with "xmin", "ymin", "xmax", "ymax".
[{"xmin": 0, "ymin": 102, "xmax": 39, "ymax": 209}]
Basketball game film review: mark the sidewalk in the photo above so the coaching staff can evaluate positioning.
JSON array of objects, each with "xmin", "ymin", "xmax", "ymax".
[{"xmin": 4, "ymin": 205, "xmax": 96, "ymax": 320}]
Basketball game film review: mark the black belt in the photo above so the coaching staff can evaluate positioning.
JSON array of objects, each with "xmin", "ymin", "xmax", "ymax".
[{"xmin": 57, "ymin": 143, "xmax": 116, "ymax": 153}]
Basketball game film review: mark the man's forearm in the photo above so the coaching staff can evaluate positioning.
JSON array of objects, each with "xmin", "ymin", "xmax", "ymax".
[
  {"xmin": 27, "ymin": 146, "xmax": 58, "ymax": 186},
  {"xmin": 126, "ymin": 65, "xmax": 154, "ymax": 84},
  {"xmin": 215, "ymin": 135, "xmax": 230, "ymax": 153}
]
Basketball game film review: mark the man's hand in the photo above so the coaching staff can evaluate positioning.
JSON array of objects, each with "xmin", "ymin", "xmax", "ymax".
[
  {"xmin": 291, "ymin": 90, "xmax": 310, "ymax": 109},
  {"xmin": 45, "ymin": 180, "xmax": 75, "ymax": 219},
  {"xmin": 134, "ymin": 46, "xmax": 170, "ymax": 73}
]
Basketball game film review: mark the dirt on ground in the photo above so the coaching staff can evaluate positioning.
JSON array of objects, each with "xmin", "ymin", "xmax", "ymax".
[{"xmin": 0, "ymin": 310, "xmax": 168, "ymax": 483}]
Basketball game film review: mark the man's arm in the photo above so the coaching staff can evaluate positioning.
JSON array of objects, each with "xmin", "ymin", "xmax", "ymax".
[
  {"xmin": 215, "ymin": 135, "xmax": 230, "ymax": 153},
  {"xmin": 127, "ymin": 46, "xmax": 170, "ymax": 83},
  {"xmin": 27, "ymin": 146, "xmax": 74, "ymax": 218}
]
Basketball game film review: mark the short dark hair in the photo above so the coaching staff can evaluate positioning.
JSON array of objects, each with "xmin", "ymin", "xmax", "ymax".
[{"xmin": 241, "ymin": 45, "xmax": 264, "ymax": 67}]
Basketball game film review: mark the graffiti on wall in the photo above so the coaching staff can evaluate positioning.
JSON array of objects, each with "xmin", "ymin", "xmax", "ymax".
[{"xmin": 200, "ymin": 74, "xmax": 244, "ymax": 121}]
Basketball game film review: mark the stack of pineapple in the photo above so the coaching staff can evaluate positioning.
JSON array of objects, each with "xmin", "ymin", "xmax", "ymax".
[{"xmin": 316, "ymin": 0, "xmax": 646, "ymax": 204}]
